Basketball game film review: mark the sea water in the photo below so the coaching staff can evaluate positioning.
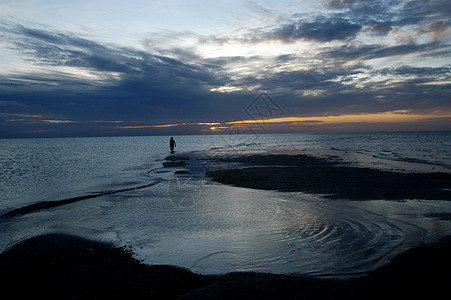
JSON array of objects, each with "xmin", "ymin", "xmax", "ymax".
[{"xmin": 0, "ymin": 132, "xmax": 450, "ymax": 276}]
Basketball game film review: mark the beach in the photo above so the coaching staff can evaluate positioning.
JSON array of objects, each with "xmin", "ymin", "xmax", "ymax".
[
  {"xmin": 206, "ymin": 154, "xmax": 451, "ymax": 200},
  {"xmin": 1, "ymin": 134, "xmax": 451, "ymax": 298}
]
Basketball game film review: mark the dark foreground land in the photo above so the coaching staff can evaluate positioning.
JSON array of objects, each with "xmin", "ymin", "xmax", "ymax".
[
  {"xmin": 206, "ymin": 154, "xmax": 451, "ymax": 200},
  {"xmin": 0, "ymin": 233, "xmax": 450, "ymax": 299}
]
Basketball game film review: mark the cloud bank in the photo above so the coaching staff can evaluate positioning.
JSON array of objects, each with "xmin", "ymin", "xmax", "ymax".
[{"xmin": 0, "ymin": 0, "xmax": 450, "ymax": 138}]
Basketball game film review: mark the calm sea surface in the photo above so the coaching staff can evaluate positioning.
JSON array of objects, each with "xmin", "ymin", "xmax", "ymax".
[{"xmin": 1, "ymin": 132, "xmax": 450, "ymax": 276}]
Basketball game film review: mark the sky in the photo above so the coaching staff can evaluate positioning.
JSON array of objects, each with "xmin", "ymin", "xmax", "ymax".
[{"xmin": 0, "ymin": 0, "xmax": 450, "ymax": 138}]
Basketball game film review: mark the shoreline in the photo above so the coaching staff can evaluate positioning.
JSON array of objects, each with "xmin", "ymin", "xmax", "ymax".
[
  {"xmin": 206, "ymin": 154, "xmax": 451, "ymax": 201},
  {"xmin": 0, "ymin": 233, "xmax": 450, "ymax": 299},
  {"xmin": 3, "ymin": 152, "xmax": 449, "ymax": 220},
  {"xmin": 0, "ymin": 181, "xmax": 161, "ymax": 219}
]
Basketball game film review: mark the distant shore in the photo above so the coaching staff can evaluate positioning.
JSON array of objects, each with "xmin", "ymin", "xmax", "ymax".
[
  {"xmin": 206, "ymin": 154, "xmax": 451, "ymax": 201},
  {"xmin": 0, "ymin": 233, "xmax": 450, "ymax": 299}
]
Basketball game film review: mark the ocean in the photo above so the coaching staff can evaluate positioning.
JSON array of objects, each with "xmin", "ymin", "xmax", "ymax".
[{"xmin": 1, "ymin": 132, "xmax": 450, "ymax": 276}]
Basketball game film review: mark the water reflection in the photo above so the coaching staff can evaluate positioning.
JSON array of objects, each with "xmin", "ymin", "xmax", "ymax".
[{"xmin": 1, "ymin": 180, "xmax": 450, "ymax": 277}]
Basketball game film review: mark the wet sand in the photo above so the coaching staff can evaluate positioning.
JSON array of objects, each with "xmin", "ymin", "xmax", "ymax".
[
  {"xmin": 0, "ymin": 181, "xmax": 161, "ymax": 219},
  {"xmin": 0, "ymin": 233, "xmax": 450, "ymax": 299},
  {"xmin": 206, "ymin": 154, "xmax": 451, "ymax": 200}
]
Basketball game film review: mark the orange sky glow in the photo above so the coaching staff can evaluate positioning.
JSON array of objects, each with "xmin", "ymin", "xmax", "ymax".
[{"xmin": 112, "ymin": 110, "xmax": 451, "ymax": 133}]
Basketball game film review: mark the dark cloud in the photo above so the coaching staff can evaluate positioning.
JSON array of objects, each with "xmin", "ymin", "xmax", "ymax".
[
  {"xmin": 268, "ymin": 17, "xmax": 362, "ymax": 42},
  {"xmin": 4, "ymin": 23, "xmax": 219, "ymax": 84},
  {"xmin": 366, "ymin": 21, "xmax": 394, "ymax": 35},
  {"xmin": 323, "ymin": 0, "xmax": 373, "ymax": 9},
  {"xmin": 8, "ymin": 25, "xmax": 131, "ymax": 73},
  {"xmin": 395, "ymin": 0, "xmax": 451, "ymax": 26},
  {"xmin": 378, "ymin": 66, "xmax": 451, "ymax": 77},
  {"xmin": 219, "ymin": 16, "xmax": 362, "ymax": 44},
  {"xmin": 323, "ymin": 42, "xmax": 443, "ymax": 61},
  {"xmin": 0, "ymin": 22, "xmax": 231, "ymax": 135},
  {"xmin": 204, "ymin": 1, "xmax": 448, "ymax": 45},
  {"xmin": 323, "ymin": 0, "xmax": 450, "ymax": 37}
]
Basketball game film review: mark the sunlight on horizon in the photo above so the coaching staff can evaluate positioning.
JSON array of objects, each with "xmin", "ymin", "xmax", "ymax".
[
  {"xmin": 226, "ymin": 110, "xmax": 451, "ymax": 126},
  {"xmin": 108, "ymin": 110, "xmax": 451, "ymax": 133}
]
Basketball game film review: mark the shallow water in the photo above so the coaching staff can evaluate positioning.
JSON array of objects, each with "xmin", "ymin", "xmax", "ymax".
[
  {"xmin": 1, "ymin": 175, "xmax": 449, "ymax": 276},
  {"xmin": 1, "ymin": 132, "xmax": 451, "ymax": 277}
]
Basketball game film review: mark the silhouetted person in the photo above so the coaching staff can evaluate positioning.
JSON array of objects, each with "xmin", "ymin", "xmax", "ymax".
[{"xmin": 170, "ymin": 137, "xmax": 176, "ymax": 153}]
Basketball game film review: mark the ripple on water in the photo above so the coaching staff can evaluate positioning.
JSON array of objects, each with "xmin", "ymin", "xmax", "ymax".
[
  {"xmin": 0, "ymin": 183, "xmax": 434, "ymax": 278},
  {"xmin": 174, "ymin": 187, "xmax": 427, "ymax": 276}
]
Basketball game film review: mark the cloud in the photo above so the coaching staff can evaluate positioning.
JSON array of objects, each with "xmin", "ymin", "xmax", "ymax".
[
  {"xmin": 267, "ymin": 17, "xmax": 362, "ymax": 42},
  {"xmin": 322, "ymin": 42, "xmax": 444, "ymax": 61},
  {"xmin": 206, "ymin": 16, "xmax": 362, "ymax": 44},
  {"xmin": 8, "ymin": 26, "xmax": 130, "ymax": 73},
  {"xmin": 322, "ymin": 0, "xmax": 451, "ymax": 38},
  {"xmin": 3, "ymin": 22, "xmax": 222, "ymax": 82},
  {"xmin": 378, "ymin": 66, "xmax": 451, "ymax": 77},
  {"xmin": 0, "ymin": 23, "xmax": 227, "ymax": 131},
  {"xmin": 0, "ymin": 0, "xmax": 450, "ymax": 138},
  {"xmin": 366, "ymin": 20, "xmax": 394, "ymax": 35},
  {"xmin": 3, "ymin": 22, "xmax": 219, "ymax": 86},
  {"xmin": 203, "ymin": 1, "xmax": 449, "ymax": 46}
]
